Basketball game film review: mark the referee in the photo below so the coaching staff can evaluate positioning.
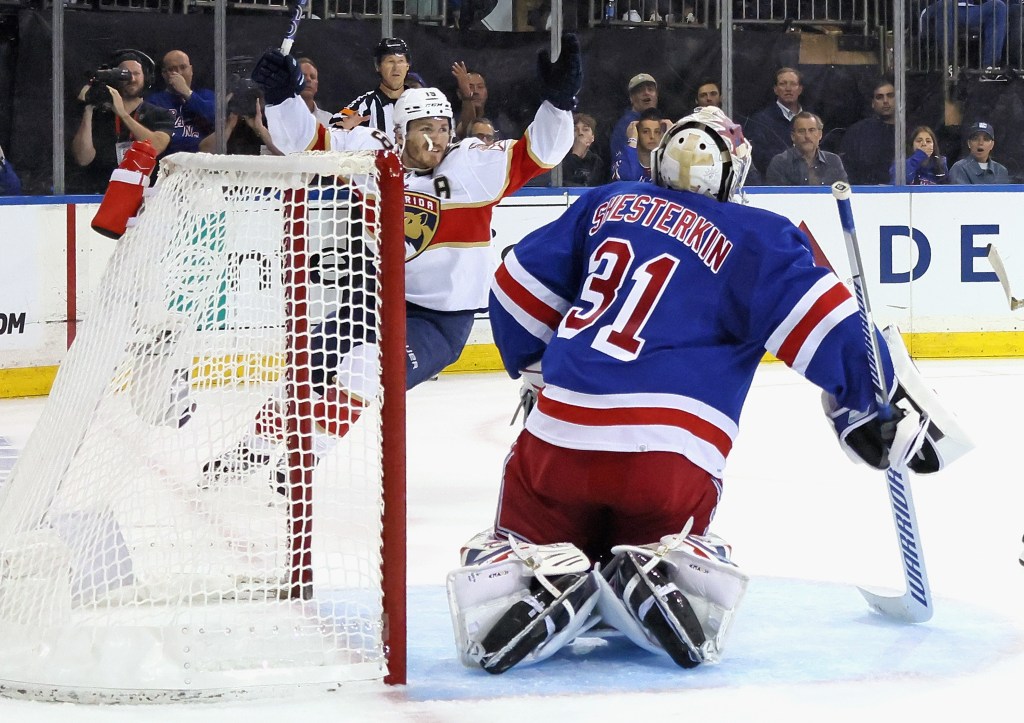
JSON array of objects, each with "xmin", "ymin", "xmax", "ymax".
[{"xmin": 344, "ymin": 38, "xmax": 411, "ymax": 142}]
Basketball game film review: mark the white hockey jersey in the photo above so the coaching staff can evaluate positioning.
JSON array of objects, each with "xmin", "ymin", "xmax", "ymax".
[{"xmin": 265, "ymin": 95, "xmax": 574, "ymax": 311}]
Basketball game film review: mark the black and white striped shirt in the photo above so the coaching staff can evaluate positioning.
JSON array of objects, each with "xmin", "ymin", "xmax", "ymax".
[{"xmin": 344, "ymin": 87, "xmax": 402, "ymax": 141}]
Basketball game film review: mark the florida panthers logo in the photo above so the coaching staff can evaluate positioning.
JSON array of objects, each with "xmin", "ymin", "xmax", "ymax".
[{"xmin": 404, "ymin": 191, "xmax": 440, "ymax": 260}]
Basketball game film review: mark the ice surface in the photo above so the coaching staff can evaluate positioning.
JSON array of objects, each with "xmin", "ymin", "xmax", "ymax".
[{"xmin": 0, "ymin": 359, "xmax": 1021, "ymax": 721}]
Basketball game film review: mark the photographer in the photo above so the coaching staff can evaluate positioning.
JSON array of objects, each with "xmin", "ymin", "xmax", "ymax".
[
  {"xmin": 198, "ymin": 80, "xmax": 281, "ymax": 156},
  {"xmin": 71, "ymin": 49, "xmax": 173, "ymax": 194},
  {"xmin": 147, "ymin": 49, "xmax": 215, "ymax": 155}
]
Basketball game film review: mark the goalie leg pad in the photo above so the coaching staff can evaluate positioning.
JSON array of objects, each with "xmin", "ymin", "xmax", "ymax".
[
  {"xmin": 597, "ymin": 527, "xmax": 749, "ymax": 666},
  {"xmin": 476, "ymin": 571, "xmax": 598, "ymax": 675},
  {"xmin": 447, "ymin": 534, "xmax": 598, "ymax": 674},
  {"xmin": 607, "ymin": 550, "xmax": 707, "ymax": 669}
]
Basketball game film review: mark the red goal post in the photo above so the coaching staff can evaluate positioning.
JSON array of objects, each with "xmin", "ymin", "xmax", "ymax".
[{"xmin": 0, "ymin": 150, "xmax": 407, "ymax": 701}]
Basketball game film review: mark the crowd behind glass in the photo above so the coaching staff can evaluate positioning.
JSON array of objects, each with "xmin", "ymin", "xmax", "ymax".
[{"xmin": 1, "ymin": 0, "xmax": 1022, "ymax": 195}]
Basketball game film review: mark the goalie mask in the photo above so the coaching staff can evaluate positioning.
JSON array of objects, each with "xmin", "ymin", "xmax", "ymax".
[
  {"xmin": 651, "ymin": 106, "xmax": 753, "ymax": 203},
  {"xmin": 393, "ymin": 87, "xmax": 454, "ymax": 149}
]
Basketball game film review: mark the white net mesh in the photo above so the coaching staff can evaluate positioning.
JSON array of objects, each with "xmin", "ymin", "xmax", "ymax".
[{"xmin": 0, "ymin": 151, "xmax": 401, "ymax": 702}]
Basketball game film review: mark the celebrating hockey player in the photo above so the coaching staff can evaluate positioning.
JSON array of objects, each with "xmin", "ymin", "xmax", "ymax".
[
  {"xmin": 202, "ymin": 37, "xmax": 580, "ymax": 485},
  {"xmin": 446, "ymin": 106, "xmax": 971, "ymax": 674}
]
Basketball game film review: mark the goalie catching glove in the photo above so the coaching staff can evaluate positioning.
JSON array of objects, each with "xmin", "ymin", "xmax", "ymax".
[{"xmin": 823, "ymin": 326, "xmax": 973, "ymax": 473}]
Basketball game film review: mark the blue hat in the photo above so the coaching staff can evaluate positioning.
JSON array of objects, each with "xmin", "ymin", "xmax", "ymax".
[{"xmin": 968, "ymin": 121, "xmax": 995, "ymax": 139}]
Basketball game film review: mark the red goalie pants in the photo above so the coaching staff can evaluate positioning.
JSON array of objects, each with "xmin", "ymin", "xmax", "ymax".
[{"xmin": 495, "ymin": 429, "xmax": 722, "ymax": 565}]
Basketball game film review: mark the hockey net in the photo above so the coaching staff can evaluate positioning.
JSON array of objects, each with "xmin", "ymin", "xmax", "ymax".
[{"xmin": 0, "ymin": 150, "xmax": 406, "ymax": 701}]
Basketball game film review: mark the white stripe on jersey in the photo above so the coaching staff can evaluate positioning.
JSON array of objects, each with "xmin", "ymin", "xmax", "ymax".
[
  {"xmin": 525, "ymin": 384, "xmax": 738, "ymax": 477},
  {"xmin": 492, "ymin": 250, "xmax": 573, "ymax": 341},
  {"xmin": 764, "ymin": 274, "xmax": 857, "ymax": 374},
  {"xmin": 790, "ymin": 296, "xmax": 859, "ymax": 375},
  {"xmin": 491, "ymin": 282, "xmax": 555, "ymax": 343}
]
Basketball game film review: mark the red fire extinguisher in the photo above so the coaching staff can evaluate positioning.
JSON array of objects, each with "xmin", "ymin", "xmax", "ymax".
[{"xmin": 91, "ymin": 139, "xmax": 158, "ymax": 240}]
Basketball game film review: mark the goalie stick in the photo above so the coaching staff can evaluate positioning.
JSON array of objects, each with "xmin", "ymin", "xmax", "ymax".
[
  {"xmin": 831, "ymin": 181, "xmax": 933, "ymax": 624},
  {"xmin": 986, "ymin": 243, "xmax": 1024, "ymax": 311}
]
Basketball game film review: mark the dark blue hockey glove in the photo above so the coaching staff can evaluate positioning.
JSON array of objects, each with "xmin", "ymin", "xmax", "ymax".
[
  {"xmin": 251, "ymin": 50, "xmax": 305, "ymax": 107},
  {"xmin": 537, "ymin": 32, "xmax": 583, "ymax": 111}
]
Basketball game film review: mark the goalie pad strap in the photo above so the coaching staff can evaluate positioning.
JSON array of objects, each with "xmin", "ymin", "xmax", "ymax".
[{"xmin": 447, "ymin": 535, "xmax": 596, "ymax": 672}]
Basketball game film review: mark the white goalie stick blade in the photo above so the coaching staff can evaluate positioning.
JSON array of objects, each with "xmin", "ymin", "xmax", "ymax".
[
  {"xmin": 986, "ymin": 243, "xmax": 1024, "ymax": 311},
  {"xmin": 857, "ymin": 459, "xmax": 933, "ymax": 623}
]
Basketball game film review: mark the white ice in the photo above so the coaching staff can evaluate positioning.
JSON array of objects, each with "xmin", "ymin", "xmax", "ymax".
[{"xmin": 0, "ymin": 358, "xmax": 1022, "ymax": 722}]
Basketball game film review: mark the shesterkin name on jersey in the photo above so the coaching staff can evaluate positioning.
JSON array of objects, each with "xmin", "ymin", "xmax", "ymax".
[
  {"xmin": 589, "ymin": 192, "xmax": 733, "ymax": 274},
  {"xmin": 404, "ymin": 191, "xmax": 440, "ymax": 259}
]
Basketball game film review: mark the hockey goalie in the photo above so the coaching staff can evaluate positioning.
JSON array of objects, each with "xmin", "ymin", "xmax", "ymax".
[{"xmin": 446, "ymin": 107, "xmax": 971, "ymax": 674}]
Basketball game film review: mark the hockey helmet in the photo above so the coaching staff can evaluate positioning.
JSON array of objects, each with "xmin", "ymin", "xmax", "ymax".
[
  {"xmin": 374, "ymin": 37, "xmax": 410, "ymax": 66},
  {"xmin": 651, "ymin": 106, "xmax": 752, "ymax": 203},
  {"xmin": 393, "ymin": 87, "xmax": 453, "ymax": 143}
]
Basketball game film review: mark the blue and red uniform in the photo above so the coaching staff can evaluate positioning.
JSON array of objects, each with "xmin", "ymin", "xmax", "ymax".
[{"xmin": 489, "ymin": 180, "xmax": 894, "ymax": 560}]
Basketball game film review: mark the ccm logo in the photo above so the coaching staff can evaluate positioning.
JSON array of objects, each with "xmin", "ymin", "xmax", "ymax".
[{"xmin": 0, "ymin": 312, "xmax": 26, "ymax": 335}]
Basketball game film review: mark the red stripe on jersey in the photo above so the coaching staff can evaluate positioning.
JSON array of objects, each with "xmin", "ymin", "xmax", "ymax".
[
  {"xmin": 538, "ymin": 394, "xmax": 734, "ymax": 459},
  {"xmin": 494, "ymin": 264, "xmax": 564, "ymax": 330},
  {"xmin": 776, "ymin": 281, "xmax": 851, "ymax": 365},
  {"xmin": 507, "ymin": 134, "xmax": 549, "ymax": 193},
  {"xmin": 310, "ymin": 124, "xmax": 330, "ymax": 152},
  {"xmin": 431, "ymin": 204, "xmax": 495, "ymax": 245}
]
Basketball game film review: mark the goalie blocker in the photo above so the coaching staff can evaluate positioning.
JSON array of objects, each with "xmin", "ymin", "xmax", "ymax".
[
  {"xmin": 446, "ymin": 522, "xmax": 748, "ymax": 674},
  {"xmin": 822, "ymin": 326, "xmax": 973, "ymax": 473}
]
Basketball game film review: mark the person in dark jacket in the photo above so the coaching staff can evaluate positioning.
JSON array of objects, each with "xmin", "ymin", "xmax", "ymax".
[
  {"xmin": 841, "ymin": 79, "xmax": 896, "ymax": 185},
  {"xmin": 744, "ymin": 67, "xmax": 807, "ymax": 176}
]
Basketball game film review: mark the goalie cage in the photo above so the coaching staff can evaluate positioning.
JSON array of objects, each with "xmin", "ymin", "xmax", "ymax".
[{"xmin": 0, "ymin": 150, "xmax": 407, "ymax": 702}]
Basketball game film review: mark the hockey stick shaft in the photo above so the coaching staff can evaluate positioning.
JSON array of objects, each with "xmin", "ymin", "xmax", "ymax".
[
  {"xmin": 830, "ymin": 181, "xmax": 932, "ymax": 623},
  {"xmin": 280, "ymin": 0, "xmax": 309, "ymax": 55},
  {"xmin": 832, "ymin": 183, "xmax": 891, "ymax": 420},
  {"xmin": 986, "ymin": 243, "xmax": 1024, "ymax": 310}
]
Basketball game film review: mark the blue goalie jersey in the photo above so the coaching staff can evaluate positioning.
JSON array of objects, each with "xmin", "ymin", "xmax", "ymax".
[{"xmin": 489, "ymin": 181, "xmax": 894, "ymax": 478}]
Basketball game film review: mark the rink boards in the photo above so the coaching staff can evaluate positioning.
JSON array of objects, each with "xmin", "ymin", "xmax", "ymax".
[{"xmin": 2, "ymin": 186, "xmax": 1024, "ymax": 396}]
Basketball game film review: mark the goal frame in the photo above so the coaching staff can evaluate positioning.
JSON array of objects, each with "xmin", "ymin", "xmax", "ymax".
[{"xmin": 0, "ymin": 149, "xmax": 409, "ymax": 699}]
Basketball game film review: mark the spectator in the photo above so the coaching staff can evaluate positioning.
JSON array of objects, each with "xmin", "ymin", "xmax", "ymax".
[
  {"xmin": 560, "ymin": 112, "xmax": 605, "ymax": 187},
  {"xmin": 766, "ymin": 111, "xmax": 848, "ymax": 186},
  {"xmin": 467, "ymin": 117, "xmax": 497, "ymax": 143},
  {"xmin": 695, "ymin": 79, "xmax": 721, "ymax": 108},
  {"xmin": 71, "ymin": 49, "xmax": 172, "ymax": 194},
  {"xmin": 452, "ymin": 62, "xmax": 488, "ymax": 139},
  {"xmin": 920, "ymin": 0, "xmax": 1007, "ymax": 70},
  {"xmin": 612, "ymin": 108, "xmax": 665, "ymax": 182},
  {"xmin": 948, "ymin": 121, "xmax": 1010, "ymax": 183},
  {"xmin": 0, "ymin": 143, "xmax": 20, "ymax": 195},
  {"xmin": 610, "ymin": 73, "xmax": 658, "ymax": 164},
  {"xmin": 744, "ymin": 67, "xmax": 806, "ymax": 176},
  {"xmin": 840, "ymin": 79, "xmax": 896, "ymax": 185},
  {"xmin": 344, "ymin": 37, "xmax": 410, "ymax": 141},
  {"xmin": 890, "ymin": 126, "xmax": 948, "ymax": 185},
  {"xmin": 297, "ymin": 57, "xmax": 333, "ymax": 125},
  {"xmin": 692, "ymin": 79, "xmax": 763, "ymax": 186},
  {"xmin": 147, "ymin": 49, "xmax": 215, "ymax": 155}
]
